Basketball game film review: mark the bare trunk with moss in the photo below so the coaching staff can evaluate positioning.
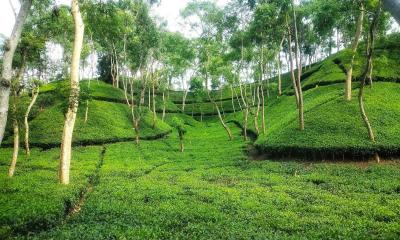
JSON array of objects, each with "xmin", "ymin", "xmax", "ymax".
[
  {"xmin": 59, "ymin": 0, "xmax": 84, "ymax": 185},
  {"xmin": 0, "ymin": 0, "xmax": 32, "ymax": 146}
]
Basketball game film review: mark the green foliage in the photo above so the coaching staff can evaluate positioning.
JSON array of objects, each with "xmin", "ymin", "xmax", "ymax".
[
  {"xmin": 3, "ymin": 81, "xmax": 173, "ymax": 147},
  {"xmin": 0, "ymin": 146, "xmax": 101, "ymax": 238},
  {"xmin": 3, "ymin": 124, "xmax": 400, "ymax": 239},
  {"xmin": 171, "ymin": 117, "xmax": 187, "ymax": 138},
  {"xmin": 254, "ymin": 82, "xmax": 400, "ymax": 157},
  {"xmin": 97, "ymin": 54, "xmax": 112, "ymax": 84}
]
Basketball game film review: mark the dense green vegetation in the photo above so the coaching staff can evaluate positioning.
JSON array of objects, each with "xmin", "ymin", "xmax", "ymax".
[
  {"xmin": 2, "ymin": 39, "xmax": 400, "ymax": 236},
  {"xmin": 4, "ymin": 82, "xmax": 172, "ymax": 148},
  {"xmin": 1, "ymin": 0, "xmax": 400, "ymax": 238},
  {"xmin": 0, "ymin": 146, "xmax": 102, "ymax": 237},
  {"xmin": 2, "ymin": 124, "xmax": 400, "ymax": 239}
]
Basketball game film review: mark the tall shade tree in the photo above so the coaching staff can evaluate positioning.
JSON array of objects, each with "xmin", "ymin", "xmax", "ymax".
[
  {"xmin": 0, "ymin": 0, "xmax": 32, "ymax": 146},
  {"xmin": 182, "ymin": 0, "xmax": 234, "ymax": 140},
  {"xmin": 358, "ymin": 2, "xmax": 381, "ymax": 162},
  {"xmin": 249, "ymin": 1, "xmax": 286, "ymax": 133},
  {"xmin": 19, "ymin": 11, "xmax": 48, "ymax": 155},
  {"xmin": 8, "ymin": 55, "xmax": 26, "ymax": 177},
  {"xmin": 160, "ymin": 31, "xmax": 195, "ymax": 112},
  {"xmin": 59, "ymin": 0, "xmax": 85, "ymax": 185}
]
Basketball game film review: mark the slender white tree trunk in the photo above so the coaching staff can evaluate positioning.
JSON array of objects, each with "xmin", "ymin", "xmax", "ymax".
[
  {"xmin": 287, "ymin": 20, "xmax": 300, "ymax": 107},
  {"xmin": 359, "ymin": 6, "xmax": 381, "ymax": 145},
  {"xmin": 254, "ymin": 85, "xmax": 260, "ymax": 135},
  {"xmin": 9, "ymin": 83, "xmax": 22, "ymax": 177},
  {"xmin": 292, "ymin": 1, "xmax": 305, "ymax": 131},
  {"xmin": 0, "ymin": 0, "xmax": 32, "ymax": 146},
  {"xmin": 152, "ymin": 80, "xmax": 156, "ymax": 128},
  {"xmin": 230, "ymin": 85, "xmax": 236, "ymax": 113},
  {"xmin": 59, "ymin": 0, "xmax": 84, "ymax": 185},
  {"xmin": 181, "ymin": 76, "xmax": 188, "ymax": 112},
  {"xmin": 24, "ymin": 87, "xmax": 39, "ymax": 156},
  {"xmin": 162, "ymin": 91, "xmax": 166, "ymax": 121},
  {"xmin": 212, "ymin": 98, "xmax": 233, "ymax": 140},
  {"xmin": 345, "ymin": 3, "xmax": 364, "ymax": 101},
  {"xmin": 261, "ymin": 84, "xmax": 266, "ymax": 134},
  {"xmin": 8, "ymin": 119, "xmax": 19, "ymax": 177}
]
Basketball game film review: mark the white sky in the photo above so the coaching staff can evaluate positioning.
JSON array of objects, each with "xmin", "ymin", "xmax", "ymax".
[
  {"xmin": 1, "ymin": 0, "xmax": 397, "ymax": 37},
  {"xmin": 0, "ymin": 0, "xmax": 229, "ymax": 38}
]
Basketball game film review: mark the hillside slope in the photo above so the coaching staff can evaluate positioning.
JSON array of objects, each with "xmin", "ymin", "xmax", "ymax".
[
  {"xmin": 3, "ymin": 80, "xmax": 175, "ymax": 148},
  {"xmin": 3, "ymin": 35, "xmax": 400, "ymax": 156}
]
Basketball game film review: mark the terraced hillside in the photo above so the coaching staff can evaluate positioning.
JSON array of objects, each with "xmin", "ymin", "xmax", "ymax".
[
  {"xmin": 1, "ymin": 35, "xmax": 400, "ymax": 239},
  {"xmin": 1, "ymin": 123, "xmax": 400, "ymax": 239}
]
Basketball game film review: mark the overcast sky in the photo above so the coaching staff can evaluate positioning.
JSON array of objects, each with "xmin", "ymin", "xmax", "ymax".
[{"xmin": 0, "ymin": 0, "xmax": 229, "ymax": 38}]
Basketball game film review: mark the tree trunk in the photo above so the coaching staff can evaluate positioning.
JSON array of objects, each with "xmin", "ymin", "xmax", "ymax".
[
  {"xmin": 277, "ymin": 54, "xmax": 283, "ymax": 96},
  {"xmin": 254, "ymin": 85, "xmax": 260, "ymax": 135},
  {"xmin": 148, "ymin": 87, "xmax": 151, "ymax": 109},
  {"xmin": 122, "ymin": 76, "xmax": 131, "ymax": 107},
  {"xmin": 129, "ymin": 76, "xmax": 141, "ymax": 146},
  {"xmin": 220, "ymin": 89, "xmax": 225, "ymax": 118},
  {"xmin": 84, "ymin": 77, "xmax": 92, "ymax": 124},
  {"xmin": 234, "ymin": 86, "xmax": 242, "ymax": 111},
  {"xmin": 179, "ymin": 135, "xmax": 184, "ymax": 152},
  {"xmin": 182, "ymin": 90, "xmax": 188, "ymax": 112},
  {"xmin": 59, "ymin": 0, "xmax": 84, "ymax": 185},
  {"xmin": 244, "ymin": 107, "xmax": 249, "ymax": 141},
  {"xmin": 291, "ymin": 3, "xmax": 305, "ymax": 131},
  {"xmin": 230, "ymin": 85, "xmax": 236, "ymax": 113},
  {"xmin": 84, "ymin": 100, "xmax": 89, "ymax": 123},
  {"xmin": 152, "ymin": 81, "xmax": 156, "ymax": 128},
  {"xmin": 277, "ymin": 37, "xmax": 285, "ymax": 96},
  {"xmin": 368, "ymin": 61, "xmax": 373, "ymax": 86},
  {"xmin": 0, "ymin": 0, "xmax": 32, "ymax": 146},
  {"xmin": 292, "ymin": 1, "xmax": 302, "ymax": 80},
  {"xmin": 345, "ymin": 3, "xmax": 364, "ymax": 101},
  {"xmin": 213, "ymin": 100, "xmax": 233, "ymax": 140},
  {"xmin": 110, "ymin": 53, "xmax": 115, "ymax": 87},
  {"xmin": 287, "ymin": 20, "xmax": 300, "ymax": 108},
  {"xmin": 261, "ymin": 84, "xmax": 266, "ymax": 134},
  {"xmin": 24, "ymin": 86, "xmax": 39, "ymax": 156},
  {"xmin": 358, "ymin": 6, "xmax": 381, "ymax": 144},
  {"xmin": 181, "ymin": 76, "xmax": 188, "ymax": 112},
  {"xmin": 8, "ymin": 119, "xmax": 19, "ymax": 177},
  {"xmin": 115, "ymin": 54, "xmax": 119, "ymax": 89},
  {"xmin": 162, "ymin": 91, "xmax": 166, "ymax": 121}
]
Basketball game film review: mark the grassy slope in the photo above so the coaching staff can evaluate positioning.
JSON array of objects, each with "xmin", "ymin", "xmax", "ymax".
[
  {"xmin": 0, "ymin": 146, "xmax": 101, "ymax": 238},
  {"xmin": 300, "ymin": 34, "xmax": 400, "ymax": 90},
  {"xmin": 211, "ymin": 34, "xmax": 400, "ymax": 157},
  {"xmin": 4, "ymin": 81, "xmax": 173, "ymax": 147},
  {"xmin": 254, "ymin": 82, "xmax": 400, "ymax": 157},
  {"xmin": 1, "ymin": 35, "xmax": 400, "ymax": 238},
  {"xmin": 8, "ymin": 124, "xmax": 399, "ymax": 239}
]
